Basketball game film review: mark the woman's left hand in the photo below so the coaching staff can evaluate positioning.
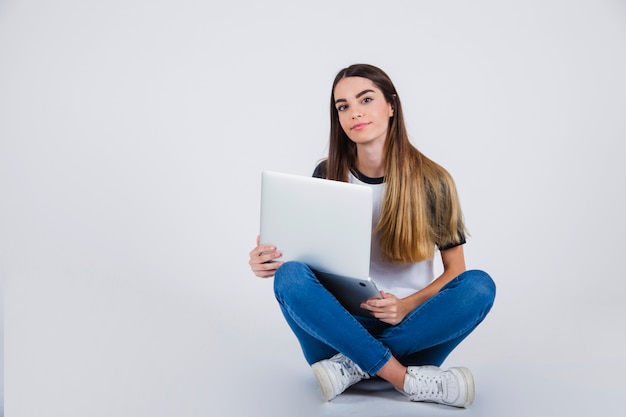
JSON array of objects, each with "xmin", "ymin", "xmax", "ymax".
[{"xmin": 360, "ymin": 291, "xmax": 410, "ymax": 326}]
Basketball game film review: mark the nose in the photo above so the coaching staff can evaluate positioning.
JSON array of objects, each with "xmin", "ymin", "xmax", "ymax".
[{"xmin": 352, "ymin": 109, "xmax": 362, "ymax": 119}]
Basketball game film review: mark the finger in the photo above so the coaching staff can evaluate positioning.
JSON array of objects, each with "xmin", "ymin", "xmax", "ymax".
[
  {"xmin": 249, "ymin": 245, "xmax": 280, "ymax": 258},
  {"xmin": 365, "ymin": 297, "xmax": 393, "ymax": 308},
  {"xmin": 256, "ymin": 235, "xmax": 260, "ymax": 246},
  {"xmin": 360, "ymin": 302, "xmax": 386, "ymax": 313},
  {"xmin": 258, "ymin": 262, "xmax": 284, "ymax": 277},
  {"xmin": 369, "ymin": 310, "xmax": 394, "ymax": 321},
  {"xmin": 249, "ymin": 245, "xmax": 265, "ymax": 257},
  {"xmin": 261, "ymin": 259, "xmax": 283, "ymax": 270},
  {"xmin": 253, "ymin": 257, "xmax": 283, "ymax": 271},
  {"xmin": 251, "ymin": 257, "xmax": 281, "ymax": 272},
  {"xmin": 250, "ymin": 254, "xmax": 282, "ymax": 271},
  {"xmin": 259, "ymin": 251, "xmax": 282, "ymax": 264},
  {"xmin": 360, "ymin": 301, "xmax": 384, "ymax": 313}
]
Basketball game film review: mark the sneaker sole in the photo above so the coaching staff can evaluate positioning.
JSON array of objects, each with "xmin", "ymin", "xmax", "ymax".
[
  {"xmin": 450, "ymin": 367, "xmax": 475, "ymax": 408},
  {"xmin": 311, "ymin": 362, "xmax": 339, "ymax": 401}
]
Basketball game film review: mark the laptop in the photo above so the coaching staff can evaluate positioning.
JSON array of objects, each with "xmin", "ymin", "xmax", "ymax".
[{"xmin": 260, "ymin": 170, "xmax": 381, "ymax": 315}]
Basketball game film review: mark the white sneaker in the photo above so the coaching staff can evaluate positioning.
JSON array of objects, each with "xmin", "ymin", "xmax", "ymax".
[
  {"xmin": 311, "ymin": 353, "xmax": 370, "ymax": 401},
  {"xmin": 403, "ymin": 365, "xmax": 475, "ymax": 408}
]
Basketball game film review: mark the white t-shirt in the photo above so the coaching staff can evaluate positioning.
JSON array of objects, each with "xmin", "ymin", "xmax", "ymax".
[{"xmin": 348, "ymin": 171, "xmax": 435, "ymax": 299}]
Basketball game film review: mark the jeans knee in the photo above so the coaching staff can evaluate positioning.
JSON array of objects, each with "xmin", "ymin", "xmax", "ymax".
[
  {"xmin": 466, "ymin": 269, "xmax": 496, "ymax": 309},
  {"xmin": 273, "ymin": 261, "xmax": 313, "ymax": 298}
]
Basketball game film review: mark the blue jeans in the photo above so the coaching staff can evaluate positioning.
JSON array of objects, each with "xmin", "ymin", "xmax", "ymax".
[{"xmin": 274, "ymin": 261, "xmax": 496, "ymax": 375}]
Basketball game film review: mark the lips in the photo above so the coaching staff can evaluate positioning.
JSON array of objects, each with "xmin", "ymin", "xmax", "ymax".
[{"xmin": 351, "ymin": 122, "xmax": 369, "ymax": 131}]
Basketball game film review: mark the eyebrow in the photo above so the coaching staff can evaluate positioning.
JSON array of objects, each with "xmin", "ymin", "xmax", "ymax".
[{"xmin": 334, "ymin": 89, "xmax": 376, "ymax": 105}]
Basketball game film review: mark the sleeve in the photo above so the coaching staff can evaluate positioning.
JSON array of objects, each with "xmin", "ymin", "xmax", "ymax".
[
  {"xmin": 438, "ymin": 235, "xmax": 466, "ymax": 251},
  {"xmin": 312, "ymin": 160, "xmax": 327, "ymax": 179}
]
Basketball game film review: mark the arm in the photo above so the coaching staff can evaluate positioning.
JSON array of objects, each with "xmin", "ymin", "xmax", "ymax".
[
  {"xmin": 404, "ymin": 244, "xmax": 466, "ymax": 309},
  {"xmin": 361, "ymin": 245, "xmax": 466, "ymax": 325}
]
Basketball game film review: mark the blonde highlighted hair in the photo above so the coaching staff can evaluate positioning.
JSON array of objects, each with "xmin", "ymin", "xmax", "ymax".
[{"xmin": 324, "ymin": 64, "xmax": 467, "ymax": 263}]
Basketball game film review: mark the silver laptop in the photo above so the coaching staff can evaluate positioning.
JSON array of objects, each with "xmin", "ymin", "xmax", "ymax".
[{"xmin": 260, "ymin": 170, "xmax": 381, "ymax": 315}]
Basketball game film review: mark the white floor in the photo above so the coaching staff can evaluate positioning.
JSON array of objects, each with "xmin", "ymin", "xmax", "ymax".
[
  {"xmin": 4, "ymin": 269, "xmax": 626, "ymax": 417},
  {"xmin": 212, "ymin": 330, "xmax": 625, "ymax": 417},
  {"xmin": 200, "ymin": 277, "xmax": 625, "ymax": 417}
]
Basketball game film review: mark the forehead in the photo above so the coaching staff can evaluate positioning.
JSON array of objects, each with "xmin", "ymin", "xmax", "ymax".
[{"xmin": 333, "ymin": 76, "xmax": 381, "ymax": 98}]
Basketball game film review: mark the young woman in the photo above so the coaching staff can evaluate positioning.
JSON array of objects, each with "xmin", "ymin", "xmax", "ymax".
[{"xmin": 248, "ymin": 64, "xmax": 495, "ymax": 408}]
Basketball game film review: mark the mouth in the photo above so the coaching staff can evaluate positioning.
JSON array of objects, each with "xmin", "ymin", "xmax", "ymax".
[{"xmin": 351, "ymin": 122, "xmax": 369, "ymax": 131}]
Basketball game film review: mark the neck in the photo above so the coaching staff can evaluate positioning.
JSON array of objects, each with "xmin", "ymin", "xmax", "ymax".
[{"xmin": 355, "ymin": 143, "xmax": 385, "ymax": 178}]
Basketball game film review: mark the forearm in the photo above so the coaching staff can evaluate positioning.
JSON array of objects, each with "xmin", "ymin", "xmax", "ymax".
[
  {"xmin": 402, "ymin": 271, "xmax": 456, "ymax": 310},
  {"xmin": 367, "ymin": 246, "xmax": 467, "ymax": 324},
  {"xmin": 402, "ymin": 246, "xmax": 467, "ymax": 311}
]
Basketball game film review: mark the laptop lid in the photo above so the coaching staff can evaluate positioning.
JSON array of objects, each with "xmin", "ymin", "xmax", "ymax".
[
  {"xmin": 260, "ymin": 170, "xmax": 373, "ymax": 280},
  {"xmin": 260, "ymin": 170, "xmax": 381, "ymax": 315}
]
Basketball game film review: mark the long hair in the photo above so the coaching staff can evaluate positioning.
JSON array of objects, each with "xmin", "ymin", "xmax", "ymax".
[{"xmin": 326, "ymin": 64, "xmax": 466, "ymax": 263}]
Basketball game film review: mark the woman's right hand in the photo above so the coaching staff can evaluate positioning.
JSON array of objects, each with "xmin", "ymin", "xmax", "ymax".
[{"xmin": 248, "ymin": 235, "xmax": 283, "ymax": 278}]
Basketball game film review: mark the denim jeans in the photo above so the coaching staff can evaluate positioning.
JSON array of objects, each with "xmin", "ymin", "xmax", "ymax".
[{"xmin": 274, "ymin": 261, "xmax": 496, "ymax": 375}]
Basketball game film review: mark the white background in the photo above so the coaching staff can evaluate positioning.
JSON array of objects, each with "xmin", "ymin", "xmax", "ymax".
[{"xmin": 1, "ymin": 1, "xmax": 625, "ymax": 416}]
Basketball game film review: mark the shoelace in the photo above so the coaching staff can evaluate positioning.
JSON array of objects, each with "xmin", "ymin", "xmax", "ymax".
[
  {"xmin": 412, "ymin": 374, "xmax": 444, "ymax": 400},
  {"xmin": 334, "ymin": 355, "xmax": 366, "ymax": 385}
]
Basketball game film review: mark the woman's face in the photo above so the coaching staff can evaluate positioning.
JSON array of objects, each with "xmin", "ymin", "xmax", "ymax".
[{"xmin": 333, "ymin": 76, "xmax": 394, "ymax": 147}]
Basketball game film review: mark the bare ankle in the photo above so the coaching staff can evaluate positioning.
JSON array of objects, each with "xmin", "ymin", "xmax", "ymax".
[{"xmin": 375, "ymin": 356, "xmax": 407, "ymax": 390}]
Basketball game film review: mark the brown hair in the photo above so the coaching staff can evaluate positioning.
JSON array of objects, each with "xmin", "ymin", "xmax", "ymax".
[{"xmin": 325, "ymin": 64, "xmax": 466, "ymax": 262}]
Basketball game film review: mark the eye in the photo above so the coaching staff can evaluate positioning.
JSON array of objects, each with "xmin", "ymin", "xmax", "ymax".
[
  {"xmin": 362, "ymin": 97, "xmax": 373, "ymax": 104},
  {"xmin": 337, "ymin": 104, "xmax": 348, "ymax": 112}
]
